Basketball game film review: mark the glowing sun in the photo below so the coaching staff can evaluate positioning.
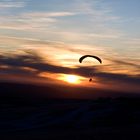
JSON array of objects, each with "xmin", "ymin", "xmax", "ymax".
[
  {"xmin": 58, "ymin": 74, "xmax": 85, "ymax": 84},
  {"xmin": 65, "ymin": 75, "xmax": 79, "ymax": 83}
]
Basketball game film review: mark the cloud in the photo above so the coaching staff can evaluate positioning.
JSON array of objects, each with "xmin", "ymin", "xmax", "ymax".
[
  {"xmin": 0, "ymin": 51, "xmax": 71, "ymax": 74},
  {"xmin": 74, "ymin": 0, "xmax": 121, "ymax": 24},
  {"xmin": 0, "ymin": 1, "xmax": 25, "ymax": 8},
  {"xmin": 95, "ymin": 71, "xmax": 140, "ymax": 86},
  {"xmin": 23, "ymin": 12, "xmax": 75, "ymax": 18},
  {"xmin": 88, "ymin": 33, "xmax": 120, "ymax": 39},
  {"xmin": 0, "ymin": 11, "xmax": 76, "ymax": 31},
  {"xmin": 110, "ymin": 59, "xmax": 140, "ymax": 69},
  {"xmin": 123, "ymin": 38, "xmax": 140, "ymax": 45}
]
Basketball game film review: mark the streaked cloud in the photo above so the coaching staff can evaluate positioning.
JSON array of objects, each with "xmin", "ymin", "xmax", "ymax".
[
  {"xmin": 75, "ymin": 0, "xmax": 120, "ymax": 22},
  {"xmin": 23, "ymin": 12, "xmax": 75, "ymax": 18},
  {"xmin": 0, "ymin": 11, "xmax": 75, "ymax": 30},
  {"xmin": 0, "ymin": 1, "xmax": 25, "ymax": 8}
]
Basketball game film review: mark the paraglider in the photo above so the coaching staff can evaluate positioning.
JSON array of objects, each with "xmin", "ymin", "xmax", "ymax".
[
  {"xmin": 79, "ymin": 55, "xmax": 102, "ymax": 64},
  {"xmin": 79, "ymin": 55, "xmax": 102, "ymax": 82},
  {"xmin": 89, "ymin": 78, "xmax": 92, "ymax": 82}
]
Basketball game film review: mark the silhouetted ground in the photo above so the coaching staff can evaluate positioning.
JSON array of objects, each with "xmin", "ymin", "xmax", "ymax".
[{"xmin": 0, "ymin": 82, "xmax": 140, "ymax": 139}]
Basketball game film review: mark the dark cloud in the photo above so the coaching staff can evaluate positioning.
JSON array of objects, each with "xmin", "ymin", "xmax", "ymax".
[
  {"xmin": 94, "ymin": 72, "xmax": 140, "ymax": 86},
  {"xmin": 0, "ymin": 65, "xmax": 38, "ymax": 76},
  {"xmin": 0, "ymin": 51, "xmax": 94, "ymax": 76},
  {"xmin": 110, "ymin": 59, "xmax": 140, "ymax": 69}
]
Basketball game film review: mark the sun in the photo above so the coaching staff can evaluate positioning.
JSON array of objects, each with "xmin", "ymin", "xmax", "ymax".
[
  {"xmin": 57, "ymin": 74, "xmax": 86, "ymax": 84},
  {"xmin": 65, "ymin": 75, "xmax": 79, "ymax": 84}
]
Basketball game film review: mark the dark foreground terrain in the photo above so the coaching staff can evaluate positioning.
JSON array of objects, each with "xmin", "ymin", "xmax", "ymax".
[{"xmin": 0, "ymin": 82, "xmax": 140, "ymax": 139}]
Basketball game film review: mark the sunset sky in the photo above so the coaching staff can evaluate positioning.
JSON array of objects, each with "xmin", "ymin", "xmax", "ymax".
[{"xmin": 0, "ymin": 0, "xmax": 140, "ymax": 93}]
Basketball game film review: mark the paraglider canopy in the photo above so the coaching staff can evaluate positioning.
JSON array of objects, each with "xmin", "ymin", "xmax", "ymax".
[{"xmin": 79, "ymin": 55, "xmax": 102, "ymax": 64}]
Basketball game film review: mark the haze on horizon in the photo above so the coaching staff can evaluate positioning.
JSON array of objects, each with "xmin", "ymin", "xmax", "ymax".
[{"xmin": 0, "ymin": 0, "xmax": 140, "ymax": 93}]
